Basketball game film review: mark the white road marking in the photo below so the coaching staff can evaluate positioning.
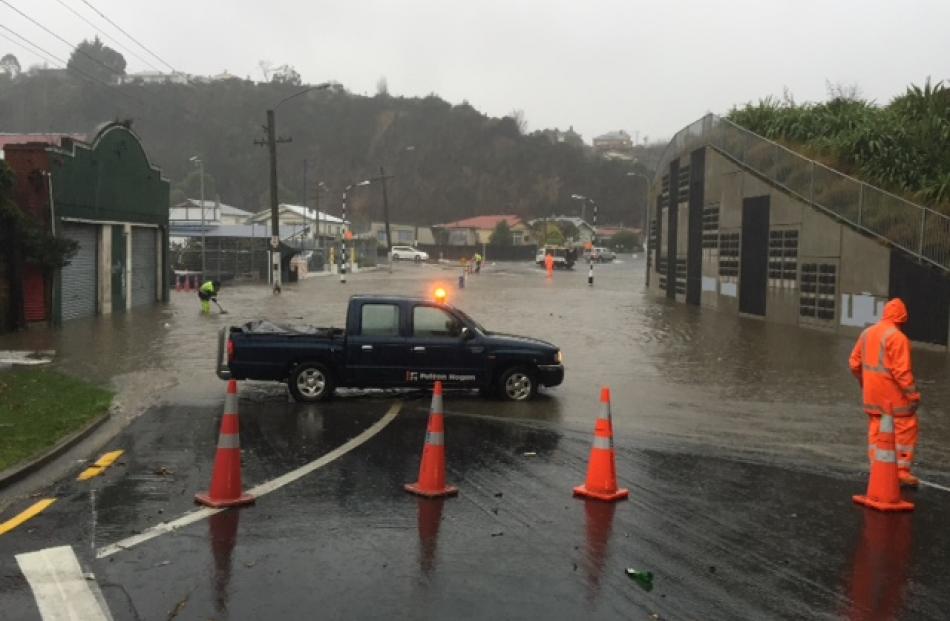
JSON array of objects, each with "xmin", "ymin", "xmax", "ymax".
[
  {"xmin": 919, "ymin": 479, "xmax": 950, "ymax": 493},
  {"xmin": 96, "ymin": 402, "xmax": 401, "ymax": 558},
  {"xmin": 15, "ymin": 545, "xmax": 113, "ymax": 621}
]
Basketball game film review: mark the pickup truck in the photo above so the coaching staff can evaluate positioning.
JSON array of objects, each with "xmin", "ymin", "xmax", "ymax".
[{"xmin": 216, "ymin": 294, "xmax": 564, "ymax": 402}]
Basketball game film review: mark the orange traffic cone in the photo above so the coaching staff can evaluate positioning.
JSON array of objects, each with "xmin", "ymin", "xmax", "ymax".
[
  {"xmin": 853, "ymin": 410, "xmax": 913, "ymax": 512},
  {"xmin": 405, "ymin": 381, "xmax": 458, "ymax": 498},
  {"xmin": 195, "ymin": 380, "xmax": 255, "ymax": 508},
  {"xmin": 574, "ymin": 386, "xmax": 629, "ymax": 502}
]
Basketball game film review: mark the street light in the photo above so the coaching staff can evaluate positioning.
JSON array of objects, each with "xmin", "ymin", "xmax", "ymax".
[
  {"xmin": 189, "ymin": 156, "xmax": 206, "ymax": 277},
  {"xmin": 260, "ymin": 81, "xmax": 341, "ymax": 294},
  {"xmin": 571, "ymin": 194, "xmax": 598, "ymax": 286},
  {"xmin": 340, "ymin": 179, "xmax": 372, "ymax": 284},
  {"xmin": 626, "ymin": 169, "xmax": 650, "ymax": 249}
]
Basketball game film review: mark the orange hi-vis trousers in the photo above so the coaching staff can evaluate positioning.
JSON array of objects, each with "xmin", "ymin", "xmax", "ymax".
[{"xmin": 867, "ymin": 414, "xmax": 918, "ymax": 474}]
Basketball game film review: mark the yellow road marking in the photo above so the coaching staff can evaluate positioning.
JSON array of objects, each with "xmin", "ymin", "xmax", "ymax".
[
  {"xmin": 77, "ymin": 449, "xmax": 125, "ymax": 481},
  {"xmin": 0, "ymin": 499, "xmax": 56, "ymax": 537}
]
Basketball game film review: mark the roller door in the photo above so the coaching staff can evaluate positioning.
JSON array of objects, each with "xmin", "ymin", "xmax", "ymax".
[
  {"xmin": 131, "ymin": 227, "xmax": 157, "ymax": 307},
  {"xmin": 23, "ymin": 264, "xmax": 47, "ymax": 321},
  {"xmin": 61, "ymin": 223, "xmax": 98, "ymax": 321}
]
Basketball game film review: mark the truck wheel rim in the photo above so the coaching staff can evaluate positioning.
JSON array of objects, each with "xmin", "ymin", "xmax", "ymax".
[
  {"xmin": 505, "ymin": 373, "xmax": 532, "ymax": 400},
  {"xmin": 298, "ymin": 369, "xmax": 325, "ymax": 397}
]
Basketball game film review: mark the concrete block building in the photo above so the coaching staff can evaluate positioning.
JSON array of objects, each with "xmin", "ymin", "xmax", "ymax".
[{"xmin": 647, "ymin": 115, "xmax": 950, "ymax": 347}]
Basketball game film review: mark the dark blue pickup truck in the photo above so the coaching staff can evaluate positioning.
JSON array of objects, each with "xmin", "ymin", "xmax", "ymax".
[{"xmin": 216, "ymin": 294, "xmax": 564, "ymax": 402}]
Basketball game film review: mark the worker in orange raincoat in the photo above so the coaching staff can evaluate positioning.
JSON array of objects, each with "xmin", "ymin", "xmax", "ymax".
[{"xmin": 848, "ymin": 298, "xmax": 921, "ymax": 487}]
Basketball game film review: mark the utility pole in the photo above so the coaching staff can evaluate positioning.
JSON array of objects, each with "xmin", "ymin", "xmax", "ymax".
[
  {"xmin": 255, "ymin": 82, "xmax": 337, "ymax": 295},
  {"xmin": 571, "ymin": 193, "xmax": 597, "ymax": 286},
  {"xmin": 254, "ymin": 109, "xmax": 291, "ymax": 294},
  {"xmin": 340, "ymin": 180, "xmax": 371, "ymax": 284},
  {"xmin": 371, "ymin": 166, "xmax": 396, "ymax": 272}
]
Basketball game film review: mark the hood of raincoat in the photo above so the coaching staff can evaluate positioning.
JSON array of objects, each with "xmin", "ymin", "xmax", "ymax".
[{"xmin": 883, "ymin": 298, "xmax": 908, "ymax": 325}]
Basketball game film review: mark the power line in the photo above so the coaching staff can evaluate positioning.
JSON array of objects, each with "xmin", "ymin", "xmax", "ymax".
[
  {"xmin": 0, "ymin": 22, "xmax": 144, "ymax": 107},
  {"xmin": 77, "ymin": 0, "xmax": 176, "ymax": 73},
  {"xmin": 52, "ymin": 0, "xmax": 161, "ymax": 72},
  {"xmin": 0, "ymin": 24, "xmax": 67, "ymax": 67},
  {"xmin": 0, "ymin": 0, "xmax": 127, "ymax": 80}
]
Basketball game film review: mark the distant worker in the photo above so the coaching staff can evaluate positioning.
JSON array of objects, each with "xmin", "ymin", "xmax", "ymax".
[
  {"xmin": 198, "ymin": 279, "xmax": 221, "ymax": 315},
  {"xmin": 848, "ymin": 298, "xmax": 921, "ymax": 487},
  {"xmin": 544, "ymin": 251, "xmax": 554, "ymax": 278},
  {"xmin": 474, "ymin": 252, "xmax": 483, "ymax": 274}
]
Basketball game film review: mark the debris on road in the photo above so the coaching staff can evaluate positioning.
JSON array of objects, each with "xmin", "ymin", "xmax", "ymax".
[{"xmin": 625, "ymin": 568, "xmax": 654, "ymax": 592}]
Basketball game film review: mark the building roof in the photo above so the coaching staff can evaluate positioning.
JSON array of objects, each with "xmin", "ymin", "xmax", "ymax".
[
  {"xmin": 178, "ymin": 199, "xmax": 254, "ymax": 217},
  {"xmin": 0, "ymin": 133, "xmax": 86, "ymax": 157},
  {"xmin": 249, "ymin": 204, "xmax": 345, "ymax": 224},
  {"xmin": 435, "ymin": 215, "xmax": 525, "ymax": 229},
  {"xmin": 593, "ymin": 130, "xmax": 631, "ymax": 142}
]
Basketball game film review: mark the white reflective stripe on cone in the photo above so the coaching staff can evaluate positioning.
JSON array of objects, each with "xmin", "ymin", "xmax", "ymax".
[
  {"xmin": 425, "ymin": 431, "xmax": 445, "ymax": 446},
  {"xmin": 592, "ymin": 435, "xmax": 612, "ymax": 450},
  {"xmin": 430, "ymin": 394, "xmax": 443, "ymax": 414},
  {"xmin": 218, "ymin": 433, "xmax": 241, "ymax": 449},
  {"xmin": 876, "ymin": 449, "xmax": 897, "ymax": 463},
  {"xmin": 224, "ymin": 392, "xmax": 238, "ymax": 413}
]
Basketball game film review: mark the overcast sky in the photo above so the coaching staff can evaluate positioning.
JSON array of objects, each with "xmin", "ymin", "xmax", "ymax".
[{"xmin": 4, "ymin": 0, "xmax": 949, "ymax": 143}]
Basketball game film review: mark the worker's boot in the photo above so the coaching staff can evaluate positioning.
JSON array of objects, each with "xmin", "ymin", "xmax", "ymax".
[{"xmin": 898, "ymin": 469, "xmax": 920, "ymax": 488}]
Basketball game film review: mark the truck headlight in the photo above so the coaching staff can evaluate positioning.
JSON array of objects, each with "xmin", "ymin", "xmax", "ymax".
[{"xmin": 555, "ymin": 351, "xmax": 563, "ymax": 364}]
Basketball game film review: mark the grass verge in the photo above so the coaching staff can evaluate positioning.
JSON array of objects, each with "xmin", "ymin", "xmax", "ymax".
[{"xmin": 0, "ymin": 367, "xmax": 112, "ymax": 473}]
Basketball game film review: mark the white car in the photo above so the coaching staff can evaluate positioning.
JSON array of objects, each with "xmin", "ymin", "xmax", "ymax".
[{"xmin": 390, "ymin": 245, "xmax": 429, "ymax": 262}]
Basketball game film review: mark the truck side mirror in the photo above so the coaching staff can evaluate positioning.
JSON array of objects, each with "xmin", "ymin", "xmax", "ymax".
[{"xmin": 461, "ymin": 326, "xmax": 475, "ymax": 340}]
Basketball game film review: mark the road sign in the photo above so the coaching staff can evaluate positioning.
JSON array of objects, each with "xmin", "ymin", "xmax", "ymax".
[{"xmin": 270, "ymin": 235, "xmax": 279, "ymax": 249}]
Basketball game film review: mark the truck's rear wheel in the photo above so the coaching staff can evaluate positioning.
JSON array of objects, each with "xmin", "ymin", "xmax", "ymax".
[
  {"xmin": 498, "ymin": 367, "xmax": 537, "ymax": 401},
  {"xmin": 289, "ymin": 363, "xmax": 335, "ymax": 402}
]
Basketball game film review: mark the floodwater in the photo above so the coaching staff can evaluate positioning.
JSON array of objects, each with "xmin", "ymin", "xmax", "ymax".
[
  {"xmin": 3, "ymin": 255, "xmax": 948, "ymax": 478},
  {"xmin": 2, "ymin": 257, "xmax": 950, "ymax": 620}
]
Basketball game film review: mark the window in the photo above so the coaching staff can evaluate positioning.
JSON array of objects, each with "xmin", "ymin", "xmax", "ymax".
[
  {"xmin": 397, "ymin": 229, "xmax": 413, "ymax": 243},
  {"xmin": 702, "ymin": 203, "xmax": 720, "ymax": 250},
  {"xmin": 413, "ymin": 306, "xmax": 462, "ymax": 338},
  {"xmin": 768, "ymin": 229, "xmax": 799, "ymax": 286},
  {"xmin": 719, "ymin": 232, "xmax": 740, "ymax": 277},
  {"xmin": 361, "ymin": 304, "xmax": 400, "ymax": 336},
  {"xmin": 377, "ymin": 230, "xmax": 387, "ymax": 243},
  {"xmin": 800, "ymin": 263, "xmax": 836, "ymax": 321},
  {"xmin": 512, "ymin": 231, "xmax": 524, "ymax": 245}
]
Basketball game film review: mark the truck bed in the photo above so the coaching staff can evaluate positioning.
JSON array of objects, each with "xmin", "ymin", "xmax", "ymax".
[{"xmin": 236, "ymin": 320, "xmax": 343, "ymax": 338}]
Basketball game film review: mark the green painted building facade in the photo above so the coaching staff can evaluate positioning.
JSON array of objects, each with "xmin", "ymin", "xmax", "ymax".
[{"xmin": 47, "ymin": 123, "xmax": 170, "ymax": 322}]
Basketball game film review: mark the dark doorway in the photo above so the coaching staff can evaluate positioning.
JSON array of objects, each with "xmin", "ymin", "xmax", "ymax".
[
  {"xmin": 666, "ymin": 160, "xmax": 679, "ymax": 299},
  {"xmin": 112, "ymin": 225, "xmax": 126, "ymax": 313},
  {"xmin": 739, "ymin": 196, "xmax": 770, "ymax": 316},
  {"xmin": 889, "ymin": 252, "xmax": 950, "ymax": 346}
]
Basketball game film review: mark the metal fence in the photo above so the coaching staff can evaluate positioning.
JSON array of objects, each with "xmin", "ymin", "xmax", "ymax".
[{"xmin": 653, "ymin": 114, "xmax": 950, "ymax": 271}]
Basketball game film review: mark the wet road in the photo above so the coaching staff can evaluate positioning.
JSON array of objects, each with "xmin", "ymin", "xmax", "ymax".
[{"xmin": 1, "ymin": 257, "xmax": 949, "ymax": 619}]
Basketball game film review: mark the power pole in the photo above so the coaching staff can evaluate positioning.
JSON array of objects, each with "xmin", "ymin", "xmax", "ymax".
[
  {"xmin": 371, "ymin": 167, "xmax": 396, "ymax": 272},
  {"xmin": 254, "ymin": 109, "xmax": 291, "ymax": 294}
]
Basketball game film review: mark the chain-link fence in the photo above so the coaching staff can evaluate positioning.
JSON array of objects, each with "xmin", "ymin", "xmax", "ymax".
[{"xmin": 653, "ymin": 114, "xmax": 950, "ymax": 271}]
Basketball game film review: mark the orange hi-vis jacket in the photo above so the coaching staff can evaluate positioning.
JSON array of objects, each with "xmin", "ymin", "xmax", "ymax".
[{"xmin": 849, "ymin": 299, "xmax": 920, "ymax": 417}]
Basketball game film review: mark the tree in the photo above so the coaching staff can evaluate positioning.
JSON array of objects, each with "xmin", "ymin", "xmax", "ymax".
[
  {"xmin": 533, "ymin": 221, "xmax": 564, "ymax": 245},
  {"xmin": 271, "ymin": 65, "xmax": 301, "ymax": 86},
  {"xmin": 376, "ymin": 76, "xmax": 389, "ymax": 97},
  {"xmin": 489, "ymin": 220, "xmax": 513, "ymax": 246},
  {"xmin": 557, "ymin": 220, "xmax": 579, "ymax": 242},
  {"xmin": 67, "ymin": 37, "xmax": 126, "ymax": 82},
  {"xmin": 0, "ymin": 53, "xmax": 20, "ymax": 78}
]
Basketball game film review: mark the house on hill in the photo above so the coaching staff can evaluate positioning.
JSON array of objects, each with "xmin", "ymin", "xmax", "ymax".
[{"xmin": 432, "ymin": 215, "xmax": 533, "ymax": 246}]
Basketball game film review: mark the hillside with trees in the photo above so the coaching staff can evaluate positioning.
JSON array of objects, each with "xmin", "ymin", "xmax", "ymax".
[
  {"xmin": 0, "ymin": 50, "xmax": 655, "ymax": 229},
  {"xmin": 728, "ymin": 80, "xmax": 950, "ymax": 213}
]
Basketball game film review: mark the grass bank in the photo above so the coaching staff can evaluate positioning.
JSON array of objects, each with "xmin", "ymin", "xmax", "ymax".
[{"xmin": 0, "ymin": 367, "xmax": 112, "ymax": 473}]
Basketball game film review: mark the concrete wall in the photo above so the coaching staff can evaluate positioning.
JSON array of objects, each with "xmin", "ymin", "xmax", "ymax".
[{"xmin": 646, "ymin": 147, "xmax": 931, "ymax": 343}]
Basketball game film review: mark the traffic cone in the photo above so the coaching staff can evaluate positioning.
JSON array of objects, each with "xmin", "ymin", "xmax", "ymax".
[
  {"xmin": 405, "ymin": 381, "xmax": 458, "ymax": 498},
  {"xmin": 195, "ymin": 380, "xmax": 255, "ymax": 508},
  {"xmin": 853, "ymin": 411, "xmax": 913, "ymax": 512},
  {"xmin": 574, "ymin": 387, "xmax": 629, "ymax": 502}
]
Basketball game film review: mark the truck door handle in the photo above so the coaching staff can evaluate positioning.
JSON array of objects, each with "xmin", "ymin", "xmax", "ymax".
[
  {"xmin": 362, "ymin": 345, "xmax": 373, "ymax": 351},
  {"xmin": 413, "ymin": 346, "xmax": 426, "ymax": 353}
]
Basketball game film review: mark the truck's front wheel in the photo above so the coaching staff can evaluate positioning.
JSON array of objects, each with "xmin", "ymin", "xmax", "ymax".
[
  {"xmin": 289, "ymin": 363, "xmax": 335, "ymax": 402},
  {"xmin": 497, "ymin": 367, "xmax": 537, "ymax": 401}
]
